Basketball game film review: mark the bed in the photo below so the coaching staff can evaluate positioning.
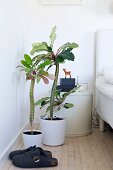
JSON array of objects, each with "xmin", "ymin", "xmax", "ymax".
[{"xmin": 96, "ymin": 30, "xmax": 113, "ymax": 130}]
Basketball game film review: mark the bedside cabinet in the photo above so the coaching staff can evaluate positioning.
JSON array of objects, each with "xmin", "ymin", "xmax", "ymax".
[{"xmin": 55, "ymin": 90, "xmax": 93, "ymax": 137}]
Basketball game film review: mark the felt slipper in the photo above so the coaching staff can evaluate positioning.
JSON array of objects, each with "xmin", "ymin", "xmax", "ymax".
[
  {"xmin": 9, "ymin": 146, "xmax": 52, "ymax": 160},
  {"xmin": 9, "ymin": 146, "xmax": 36, "ymax": 160},
  {"xmin": 12, "ymin": 148, "xmax": 58, "ymax": 168},
  {"xmin": 38, "ymin": 147, "xmax": 52, "ymax": 158}
]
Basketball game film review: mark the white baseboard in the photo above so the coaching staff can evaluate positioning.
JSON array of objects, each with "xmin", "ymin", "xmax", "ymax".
[{"xmin": 0, "ymin": 122, "xmax": 29, "ymax": 170}]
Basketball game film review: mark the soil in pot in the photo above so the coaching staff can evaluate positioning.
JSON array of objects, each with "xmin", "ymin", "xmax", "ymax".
[
  {"xmin": 43, "ymin": 116, "xmax": 63, "ymax": 121},
  {"xmin": 23, "ymin": 131, "xmax": 42, "ymax": 135}
]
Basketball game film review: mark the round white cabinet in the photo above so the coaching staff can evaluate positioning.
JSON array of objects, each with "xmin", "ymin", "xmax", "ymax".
[{"xmin": 55, "ymin": 90, "xmax": 93, "ymax": 137}]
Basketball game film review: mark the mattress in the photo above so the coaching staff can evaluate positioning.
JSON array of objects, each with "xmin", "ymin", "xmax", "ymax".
[{"xmin": 96, "ymin": 76, "xmax": 113, "ymax": 99}]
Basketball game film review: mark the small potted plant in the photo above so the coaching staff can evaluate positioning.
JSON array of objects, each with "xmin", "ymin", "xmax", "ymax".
[
  {"xmin": 32, "ymin": 26, "xmax": 79, "ymax": 146},
  {"xmin": 18, "ymin": 51, "xmax": 55, "ymax": 148}
]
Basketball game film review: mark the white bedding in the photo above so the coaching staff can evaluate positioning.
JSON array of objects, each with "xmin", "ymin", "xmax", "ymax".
[
  {"xmin": 101, "ymin": 66, "xmax": 113, "ymax": 84},
  {"xmin": 96, "ymin": 76, "xmax": 113, "ymax": 99},
  {"xmin": 96, "ymin": 30, "xmax": 113, "ymax": 129}
]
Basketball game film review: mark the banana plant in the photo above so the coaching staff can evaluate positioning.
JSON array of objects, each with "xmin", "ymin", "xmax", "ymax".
[
  {"xmin": 18, "ymin": 54, "xmax": 55, "ymax": 133},
  {"xmin": 31, "ymin": 26, "xmax": 79, "ymax": 119}
]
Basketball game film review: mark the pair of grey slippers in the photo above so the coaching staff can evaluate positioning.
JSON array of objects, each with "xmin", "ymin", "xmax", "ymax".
[{"xmin": 9, "ymin": 145, "xmax": 58, "ymax": 168}]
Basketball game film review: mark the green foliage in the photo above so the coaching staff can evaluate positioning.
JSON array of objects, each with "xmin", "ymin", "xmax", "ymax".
[
  {"xmin": 32, "ymin": 54, "xmax": 46, "ymax": 62},
  {"xmin": 54, "ymin": 89, "xmax": 61, "ymax": 98},
  {"xmin": 59, "ymin": 48, "xmax": 75, "ymax": 60},
  {"xmin": 25, "ymin": 68, "xmax": 31, "ymax": 73},
  {"xmin": 57, "ymin": 48, "xmax": 75, "ymax": 63},
  {"xmin": 30, "ymin": 43, "xmax": 48, "ymax": 55},
  {"xmin": 49, "ymin": 26, "xmax": 57, "ymax": 48},
  {"xmin": 56, "ymin": 56, "xmax": 64, "ymax": 63},
  {"xmin": 18, "ymin": 45, "xmax": 54, "ymax": 130},
  {"xmin": 33, "ymin": 26, "xmax": 79, "ymax": 119},
  {"xmin": 35, "ymin": 97, "xmax": 50, "ymax": 106},
  {"xmin": 38, "ymin": 85, "xmax": 80, "ymax": 116},
  {"xmin": 38, "ymin": 70, "xmax": 48, "ymax": 76},
  {"xmin": 19, "ymin": 26, "xmax": 79, "ymax": 122},
  {"xmin": 64, "ymin": 103, "xmax": 74, "ymax": 109},
  {"xmin": 41, "ymin": 100, "xmax": 47, "ymax": 107},
  {"xmin": 38, "ymin": 59, "xmax": 52, "ymax": 69},
  {"xmin": 30, "ymin": 42, "xmax": 53, "ymax": 56},
  {"xmin": 24, "ymin": 54, "xmax": 32, "ymax": 65},
  {"xmin": 58, "ymin": 42, "xmax": 79, "ymax": 53},
  {"xmin": 21, "ymin": 60, "xmax": 31, "ymax": 68}
]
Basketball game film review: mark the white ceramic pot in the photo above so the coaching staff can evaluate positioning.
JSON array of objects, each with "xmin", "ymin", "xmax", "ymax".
[
  {"xmin": 22, "ymin": 130, "xmax": 42, "ymax": 148},
  {"xmin": 40, "ymin": 118, "xmax": 66, "ymax": 146}
]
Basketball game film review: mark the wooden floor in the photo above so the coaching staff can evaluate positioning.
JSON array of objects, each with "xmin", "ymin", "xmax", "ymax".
[{"xmin": 4, "ymin": 128, "xmax": 113, "ymax": 170}]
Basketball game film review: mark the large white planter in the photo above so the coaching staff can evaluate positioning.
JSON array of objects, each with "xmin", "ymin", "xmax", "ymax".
[
  {"xmin": 22, "ymin": 130, "xmax": 42, "ymax": 148},
  {"xmin": 40, "ymin": 118, "xmax": 66, "ymax": 146}
]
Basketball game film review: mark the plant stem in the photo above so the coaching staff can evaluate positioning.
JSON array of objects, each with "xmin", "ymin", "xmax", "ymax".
[
  {"xmin": 50, "ymin": 63, "xmax": 59, "ymax": 119},
  {"xmin": 30, "ymin": 79, "xmax": 35, "ymax": 133}
]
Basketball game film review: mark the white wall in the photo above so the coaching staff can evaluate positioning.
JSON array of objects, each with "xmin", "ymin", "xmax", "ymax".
[
  {"xmin": 23, "ymin": 0, "xmax": 113, "ymax": 89},
  {"xmin": 0, "ymin": 0, "xmax": 28, "ymax": 162}
]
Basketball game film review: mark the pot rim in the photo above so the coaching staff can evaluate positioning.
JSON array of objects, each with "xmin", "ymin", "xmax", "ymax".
[
  {"xmin": 22, "ymin": 130, "xmax": 42, "ymax": 134},
  {"xmin": 40, "ymin": 117, "xmax": 66, "ymax": 121}
]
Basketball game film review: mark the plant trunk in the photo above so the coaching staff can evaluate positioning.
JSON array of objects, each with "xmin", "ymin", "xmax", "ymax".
[
  {"xmin": 30, "ymin": 79, "xmax": 35, "ymax": 134},
  {"xmin": 50, "ymin": 63, "xmax": 59, "ymax": 119}
]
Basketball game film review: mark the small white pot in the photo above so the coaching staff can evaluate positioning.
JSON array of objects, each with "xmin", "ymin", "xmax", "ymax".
[
  {"xmin": 40, "ymin": 118, "xmax": 66, "ymax": 146},
  {"xmin": 22, "ymin": 130, "xmax": 42, "ymax": 148}
]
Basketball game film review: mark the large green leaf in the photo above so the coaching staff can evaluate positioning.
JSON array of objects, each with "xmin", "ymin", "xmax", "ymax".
[
  {"xmin": 32, "ymin": 54, "xmax": 46, "ymax": 62},
  {"xmin": 41, "ymin": 100, "xmax": 47, "ymax": 107},
  {"xmin": 65, "ymin": 42, "xmax": 79, "ymax": 49},
  {"xmin": 49, "ymin": 26, "xmax": 57, "ymax": 48},
  {"xmin": 42, "ymin": 42, "xmax": 52, "ymax": 52},
  {"xmin": 59, "ymin": 42, "xmax": 79, "ymax": 53},
  {"xmin": 57, "ymin": 49, "xmax": 75, "ymax": 61},
  {"xmin": 32, "ymin": 54, "xmax": 48, "ymax": 67},
  {"xmin": 24, "ymin": 54, "xmax": 32, "ymax": 65},
  {"xmin": 30, "ymin": 44, "xmax": 48, "ymax": 55},
  {"xmin": 38, "ymin": 70, "xmax": 48, "ymax": 76},
  {"xmin": 32, "ymin": 42, "xmax": 50, "ymax": 49},
  {"xmin": 35, "ymin": 97, "xmax": 50, "ymax": 106},
  {"xmin": 32, "ymin": 42, "xmax": 42, "ymax": 47},
  {"xmin": 21, "ymin": 60, "xmax": 31, "ymax": 68},
  {"xmin": 38, "ymin": 59, "xmax": 52, "ymax": 69},
  {"xmin": 56, "ymin": 56, "xmax": 64, "ymax": 63},
  {"xmin": 40, "ymin": 100, "xmax": 50, "ymax": 108},
  {"xmin": 42, "ymin": 42, "xmax": 48, "ymax": 46}
]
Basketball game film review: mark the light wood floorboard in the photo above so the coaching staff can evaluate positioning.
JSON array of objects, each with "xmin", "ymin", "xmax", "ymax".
[{"xmin": 4, "ymin": 128, "xmax": 113, "ymax": 170}]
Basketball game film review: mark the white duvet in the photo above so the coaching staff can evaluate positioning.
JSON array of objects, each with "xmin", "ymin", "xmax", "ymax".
[
  {"xmin": 101, "ymin": 66, "xmax": 113, "ymax": 84},
  {"xmin": 96, "ymin": 76, "xmax": 113, "ymax": 99}
]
